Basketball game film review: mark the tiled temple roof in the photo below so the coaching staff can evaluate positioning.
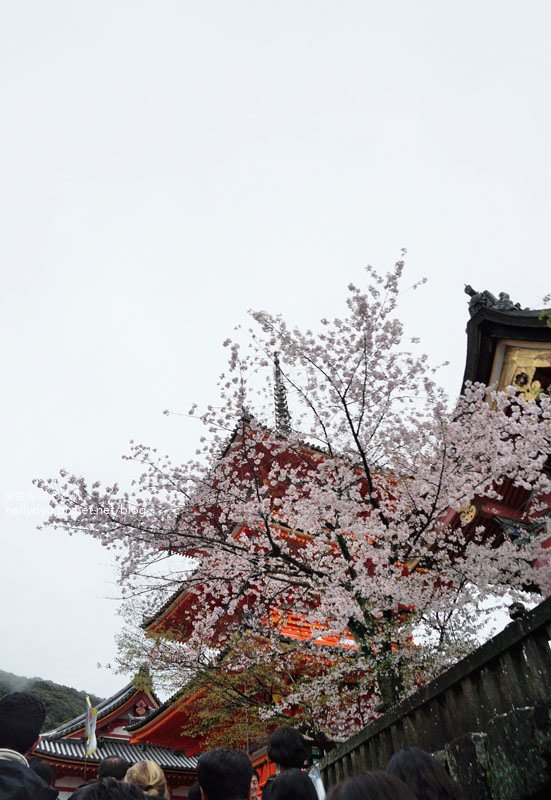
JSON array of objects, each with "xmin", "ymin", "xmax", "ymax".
[
  {"xmin": 43, "ymin": 680, "xmax": 157, "ymax": 739},
  {"xmin": 36, "ymin": 736, "xmax": 198, "ymax": 771}
]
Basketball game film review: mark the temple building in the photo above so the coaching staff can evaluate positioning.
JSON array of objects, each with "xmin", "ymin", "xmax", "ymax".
[
  {"xmin": 463, "ymin": 284, "xmax": 551, "ymax": 395},
  {"xmin": 126, "ymin": 589, "xmax": 344, "ymax": 782},
  {"xmin": 460, "ymin": 287, "xmax": 551, "ymax": 543},
  {"xmin": 32, "ymin": 288, "xmax": 551, "ymax": 798},
  {"xmin": 34, "ymin": 676, "xmax": 198, "ymax": 799},
  {"xmin": 122, "ymin": 289, "xmax": 550, "ymax": 778},
  {"xmin": 128, "ymin": 287, "xmax": 551, "ymax": 769}
]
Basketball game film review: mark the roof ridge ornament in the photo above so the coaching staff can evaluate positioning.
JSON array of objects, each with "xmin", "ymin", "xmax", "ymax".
[
  {"xmin": 464, "ymin": 284, "xmax": 525, "ymax": 317},
  {"xmin": 273, "ymin": 352, "xmax": 292, "ymax": 437}
]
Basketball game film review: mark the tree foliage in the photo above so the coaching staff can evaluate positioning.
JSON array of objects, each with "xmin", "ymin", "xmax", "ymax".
[
  {"xmin": 0, "ymin": 667, "xmax": 103, "ymax": 732},
  {"xmin": 36, "ymin": 260, "xmax": 551, "ymax": 738}
]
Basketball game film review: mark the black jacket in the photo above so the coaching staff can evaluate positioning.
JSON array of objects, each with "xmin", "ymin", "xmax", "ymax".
[
  {"xmin": 0, "ymin": 759, "xmax": 58, "ymax": 800},
  {"xmin": 261, "ymin": 774, "xmax": 278, "ymax": 800}
]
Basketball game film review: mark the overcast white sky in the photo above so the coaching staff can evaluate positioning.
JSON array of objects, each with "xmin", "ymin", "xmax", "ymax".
[{"xmin": 1, "ymin": 1, "xmax": 549, "ymax": 699}]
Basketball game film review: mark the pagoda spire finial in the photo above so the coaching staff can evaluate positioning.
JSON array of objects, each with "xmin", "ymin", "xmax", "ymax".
[{"xmin": 273, "ymin": 352, "xmax": 291, "ymax": 437}]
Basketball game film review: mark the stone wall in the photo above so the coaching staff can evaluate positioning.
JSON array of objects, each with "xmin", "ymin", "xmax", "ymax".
[{"xmin": 319, "ymin": 597, "xmax": 551, "ymax": 799}]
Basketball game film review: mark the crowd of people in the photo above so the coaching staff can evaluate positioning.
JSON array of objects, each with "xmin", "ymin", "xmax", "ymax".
[{"xmin": 0, "ymin": 691, "xmax": 464, "ymax": 800}]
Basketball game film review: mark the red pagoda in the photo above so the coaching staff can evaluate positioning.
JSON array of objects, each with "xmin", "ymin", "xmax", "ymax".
[
  {"xmin": 128, "ymin": 288, "xmax": 551, "ymax": 777},
  {"xmin": 34, "ymin": 289, "xmax": 551, "ymax": 798}
]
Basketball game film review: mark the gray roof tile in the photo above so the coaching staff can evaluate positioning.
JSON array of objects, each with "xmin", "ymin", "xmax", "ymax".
[{"xmin": 36, "ymin": 736, "xmax": 198, "ymax": 772}]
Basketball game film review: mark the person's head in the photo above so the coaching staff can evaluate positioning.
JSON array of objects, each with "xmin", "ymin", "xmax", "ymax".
[
  {"xmin": 76, "ymin": 777, "xmax": 147, "ymax": 799},
  {"xmin": 189, "ymin": 781, "xmax": 202, "ymax": 800},
  {"xmin": 125, "ymin": 760, "xmax": 169, "ymax": 799},
  {"xmin": 386, "ymin": 748, "xmax": 462, "ymax": 800},
  {"xmin": 267, "ymin": 727, "xmax": 310, "ymax": 770},
  {"xmin": 198, "ymin": 748, "xmax": 253, "ymax": 800},
  {"xmin": 0, "ymin": 692, "xmax": 46, "ymax": 755},
  {"xmin": 99, "ymin": 757, "xmax": 130, "ymax": 781},
  {"xmin": 249, "ymin": 771, "xmax": 259, "ymax": 800},
  {"xmin": 28, "ymin": 757, "xmax": 54, "ymax": 785},
  {"xmin": 327, "ymin": 772, "xmax": 417, "ymax": 800},
  {"xmin": 270, "ymin": 769, "xmax": 318, "ymax": 800}
]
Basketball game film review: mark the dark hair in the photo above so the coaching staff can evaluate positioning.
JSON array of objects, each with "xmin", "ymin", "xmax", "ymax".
[
  {"xmin": 0, "ymin": 692, "xmax": 46, "ymax": 754},
  {"xmin": 252, "ymin": 770, "xmax": 260, "ymax": 781},
  {"xmin": 198, "ymin": 748, "xmax": 253, "ymax": 800},
  {"xmin": 386, "ymin": 748, "xmax": 463, "ymax": 800},
  {"xmin": 327, "ymin": 772, "xmax": 417, "ymax": 800},
  {"xmin": 188, "ymin": 781, "xmax": 202, "ymax": 800},
  {"xmin": 74, "ymin": 777, "xmax": 146, "ymax": 799},
  {"xmin": 270, "ymin": 769, "xmax": 318, "ymax": 800},
  {"xmin": 267, "ymin": 727, "xmax": 311, "ymax": 769},
  {"xmin": 29, "ymin": 757, "xmax": 54, "ymax": 785},
  {"xmin": 98, "ymin": 757, "xmax": 130, "ymax": 781}
]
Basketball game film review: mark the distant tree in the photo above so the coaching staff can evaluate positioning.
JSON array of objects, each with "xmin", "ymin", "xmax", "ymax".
[
  {"xmin": 36, "ymin": 259, "xmax": 551, "ymax": 738},
  {"xmin": 541, "ymin": 294, "xmax": 551, "ymax": 327},
  {"xmin": 0, "ymin": 668, "xmax": 103, "ymax": 731}
]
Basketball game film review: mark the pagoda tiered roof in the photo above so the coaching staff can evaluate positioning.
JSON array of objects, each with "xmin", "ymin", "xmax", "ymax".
[{"xmin": 132, "ymin": 291, "xmax": 551, "ymax": 752}]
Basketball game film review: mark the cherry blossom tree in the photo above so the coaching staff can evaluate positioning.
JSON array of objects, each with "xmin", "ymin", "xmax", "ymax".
[{"xmin": 36, "ymin": 259, "xmax": 551, "ymax": 738}]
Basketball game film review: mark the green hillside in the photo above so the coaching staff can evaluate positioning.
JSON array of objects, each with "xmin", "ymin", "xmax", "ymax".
[{"xmin": 0, "ymin": 668, "xmax": 104, "ymax": 731}]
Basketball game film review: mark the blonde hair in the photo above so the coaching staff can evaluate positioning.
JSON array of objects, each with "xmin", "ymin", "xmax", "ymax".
[{"xmin": 125, "ymin": 760, "xmax": 169, "ymax": 798}]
